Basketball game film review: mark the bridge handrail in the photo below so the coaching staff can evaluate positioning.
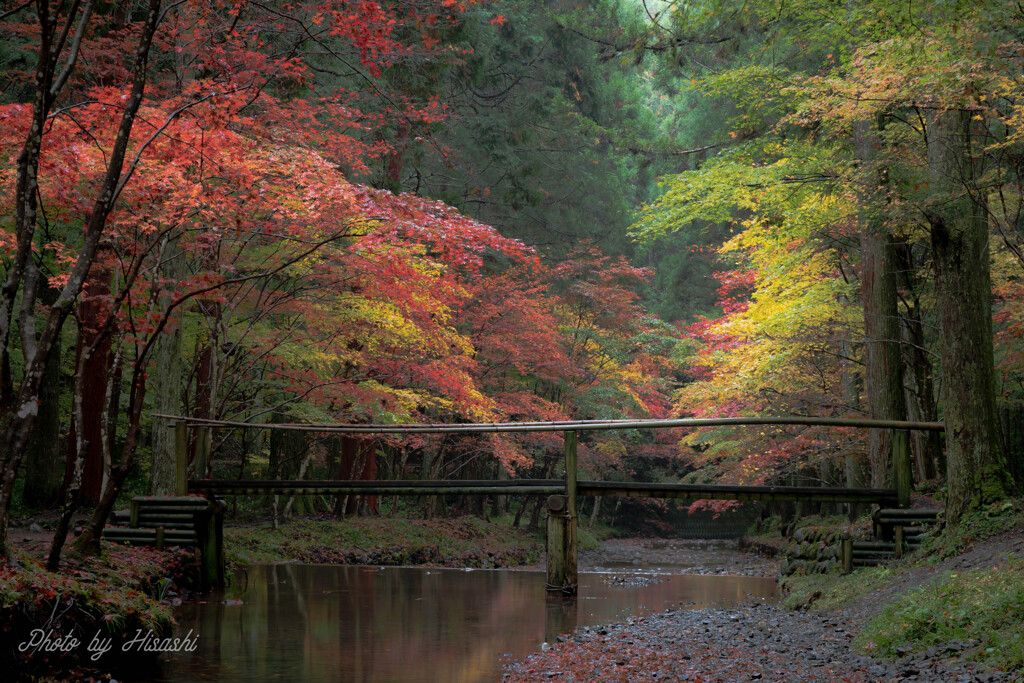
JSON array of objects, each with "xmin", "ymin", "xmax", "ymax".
[{"xmin": 155, "ymin": 414, "xmax": 944, "ymax": 434}]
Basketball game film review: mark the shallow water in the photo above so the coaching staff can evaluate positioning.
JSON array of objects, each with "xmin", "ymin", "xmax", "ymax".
[{"xmin": 158, "ymin": 564, "xmax": 777, "ymax": 682}]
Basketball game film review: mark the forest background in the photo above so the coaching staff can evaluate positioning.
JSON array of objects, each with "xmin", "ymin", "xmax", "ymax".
[{"xmin": 1, "ymin": 0, "xmax": 1023, "ymax": 569}]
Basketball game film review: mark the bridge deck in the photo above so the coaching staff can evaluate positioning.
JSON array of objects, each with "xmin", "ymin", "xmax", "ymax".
[{"xmin": 189, "ymin": 478, "xmax": 897, "ymax": 505}]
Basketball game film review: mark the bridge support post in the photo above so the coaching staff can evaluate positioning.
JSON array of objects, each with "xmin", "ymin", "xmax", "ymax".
[
  {"xmin": 197, "ymin": 499, "xmax": 225, "ymax": 591},
  {"xmin": 174, "ymin": 421, "xmax": 188, "ymax": 496},
  {"xmin": 546, "ymin": 431, "xmax": 580, "ymax": 594},
  {"xmin": 546, "ymin": 495, "xmax": 577, "ymax": 594},
  {"xmin": 894, "ymin": 429, "xmax": 911, "ymax": 508}
]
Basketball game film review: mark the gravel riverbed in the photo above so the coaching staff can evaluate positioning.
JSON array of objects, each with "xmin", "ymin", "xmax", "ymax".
[{"xmin": 505, "ymin": 538, "xmax": 1020, "ymax": 683}]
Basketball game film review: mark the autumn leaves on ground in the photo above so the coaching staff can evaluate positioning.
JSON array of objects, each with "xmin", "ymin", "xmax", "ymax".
[{"xmin": 3, "ymin": 0, "xmax": 1024, "ymax": 681}]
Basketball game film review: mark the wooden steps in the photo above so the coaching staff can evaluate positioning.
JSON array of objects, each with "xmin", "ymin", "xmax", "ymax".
[
  {"xmin": 842, "ymin": 508, "xmax": 943, "ymax": 571},
  {"xmin": 103, "ymin": 496, "xmax": 213, "ymax": 549}
]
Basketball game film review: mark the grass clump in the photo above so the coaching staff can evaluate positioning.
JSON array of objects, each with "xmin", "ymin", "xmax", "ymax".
[
  {"xmin": 781, "ymin": 565, "xmax": 896, "ymax": 612},
  {"xmin": 857, "ymin": 557, "xmax": 1024, "ymax": 671},
  {"xmin": 924, "ymin": 500, "xmax": 1024, "ymax": 560}
]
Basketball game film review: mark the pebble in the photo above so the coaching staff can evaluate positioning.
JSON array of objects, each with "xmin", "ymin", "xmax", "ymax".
[{"xmin": 506, "ymin": 606, "xmax": 1019, "ymax": 682}]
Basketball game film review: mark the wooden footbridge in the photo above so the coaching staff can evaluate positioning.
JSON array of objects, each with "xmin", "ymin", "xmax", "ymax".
[{"xmin": 148, "ymin": 414, "xmax": 944, "ymax": 593}]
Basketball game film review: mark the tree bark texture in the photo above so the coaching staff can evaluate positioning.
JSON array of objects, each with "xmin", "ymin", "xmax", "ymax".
[
  {"xmin": 0, "ymin": 0, "xmax": 164, "ymax": 559},
  {"xmin": 854, "ymin": 118, "xmax": 908, "ymax": 490},
  {"xmin": 150, "ymin": 235, "xmax": 185, "ymax": 494},
  {"xmin": 23, "ymin": 280, "xmax": 64, "ymax": 508},
  {"xmin": 66, "ymin": 257, "xmax": 114, "ymax": 505},
  {"xmin": 926, "ymin": 109, "xmax": 1013, "ymax": 524}
]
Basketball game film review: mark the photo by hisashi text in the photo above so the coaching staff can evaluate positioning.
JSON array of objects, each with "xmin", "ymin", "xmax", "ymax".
[{"xmin": 18, "ymin": 628, "xmax": 199, "ymax": 661}]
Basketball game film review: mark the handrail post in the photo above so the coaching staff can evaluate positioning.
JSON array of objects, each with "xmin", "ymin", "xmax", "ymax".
[
  {"xmin": 174, "ymin": 421, "xmax": 188, "ymax": 496},
  {"xmin": 565, "ymin": 430, "xmax": 577, "ymax": 514},
  {"xmin": 564, "ymin": 431, "xmax": 577, "ymax": 595},
  {"xmin": 894, "ymin": 428, "xmax": 911, "ymax": 508}
]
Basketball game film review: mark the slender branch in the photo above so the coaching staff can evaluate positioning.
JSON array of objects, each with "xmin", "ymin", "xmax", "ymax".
[
  {"xmin": 50, "ymin": 0, "xmax": 93, "ymax": 98},
  {"xmin": 0, "ymin": 0, "xmax": 32, "ymax": 21}
]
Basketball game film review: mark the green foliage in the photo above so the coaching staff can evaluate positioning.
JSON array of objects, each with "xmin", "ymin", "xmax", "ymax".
[
  {"xmin": 360, "ymin": 0, "xmax": 668, "ymax": 259},
  {"xmin": 781, "ymin": 565, "xmax": 896, "ymax": 612},
  {"xmin": 857, "ymin": 560, "xmax": 1024, "ymax": 670},
  {"xmin": 926, "ymin": 500, "xmax": 1024, "ymax": 560}
]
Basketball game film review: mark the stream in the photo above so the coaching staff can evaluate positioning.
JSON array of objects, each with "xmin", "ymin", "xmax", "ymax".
[{"xmin": 157, "ymin": 542, "xmax": 777, "ymax": 682}]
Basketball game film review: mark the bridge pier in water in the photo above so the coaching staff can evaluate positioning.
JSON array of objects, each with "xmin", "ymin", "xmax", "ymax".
[
  {"xmin": 545, "ymin": 431, "xmax": 579, "ymax": 595},
  {"xmin": 545, "ymin": 495, "xmax": 577, "ymax": 594}
]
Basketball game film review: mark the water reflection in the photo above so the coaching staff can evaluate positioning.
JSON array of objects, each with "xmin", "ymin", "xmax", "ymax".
[{"xmin": 160, "ymin": 565, "xmax": 776, "ymax": 682}]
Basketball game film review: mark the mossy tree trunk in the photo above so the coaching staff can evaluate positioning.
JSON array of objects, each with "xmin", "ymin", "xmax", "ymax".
[{"xmin": 926, "ymin": 108, "xmax": 1013, "ymax": 524}]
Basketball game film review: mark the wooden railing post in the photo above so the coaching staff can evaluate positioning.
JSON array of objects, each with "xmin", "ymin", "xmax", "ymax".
[
  {"xmin": 894, "ymin": 429, "xmax": 911, "ymax": 508},
  {"xmin": 174, "ymin": 421, "xmax": 188, "ymax": 496},
  {"xmin": 197, "ymin": 499, "xmax": 225, "ymax": 591},
  {"xmin": 563, "ymin": 431, "xmax": 577, "ymax": 595},
  {"xmin": 565, "ymin": 430, "xmax": 577, "ymax": 514},
  {"xmin": 841, "ymin": 537, "xmax": 853, "ymax": 574},
  {"xmin": 546, "ymin": 495, "xmax": 566, "ymax": 591}
]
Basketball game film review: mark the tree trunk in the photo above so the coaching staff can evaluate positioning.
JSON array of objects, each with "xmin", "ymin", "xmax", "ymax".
[
  {"xmin": 926, "ymin": 108, "xmax": 1013, "ymax": 524},
  {"xmin": 150, "ymin": 234, "xmax": 185, "ymax": 494},
  {"xmin": 891, "ymin": 235, "xmax": 943, "ymax": 483},
  {"xmin": 66, "ymin": 256, "xmax": 114, "ymax": 505},
  {"xmin": 0, "ymin": 0, "xmax": 164, "ymax": 560},
  {"xmin": 23, "ymin": 279, "xmax": 64, "ymax": 508},
  {"xmin": 854, "ymin": 117, "xmax": 909, "ymax": 490}
]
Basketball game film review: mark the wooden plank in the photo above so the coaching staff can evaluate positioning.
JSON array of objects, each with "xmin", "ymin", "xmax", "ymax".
[
  {"xmin": 133, "ymin": 495, "xmax": 211, "ymax": 504},
  {"xmin": 875, "ymin": 508, "xmax": 943, "ymax": 518},
  {"xmin": 576, "ymin": 481, "xmax": 899, "ymax": 505},
  {"xmin": 187, "ymin": 478, "xmax": 899, "ymax": 504},
  {"xmin": 189, "ymin": 482, "xmax": 565, "ymax": 496},
  {"xmin": 192, "ymin": 479, "xmax": 563, "ymax": 490}
]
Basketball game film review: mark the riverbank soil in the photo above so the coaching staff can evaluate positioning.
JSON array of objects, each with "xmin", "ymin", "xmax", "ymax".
[
  {"xmin": 507, "ymin": 528, "xmax": 1024, "ymax": 682},
  {"xmin": 225, "ymin": 516, "xmax": 541, "ymax": 568}
]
